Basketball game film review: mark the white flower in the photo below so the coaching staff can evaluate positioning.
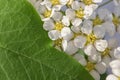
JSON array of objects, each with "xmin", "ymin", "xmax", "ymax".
[
  {"xmin": 109, "ymin": 59, "xmax": 120, "ymax": 77},
  {"xmin": 37, "ymin": 4, "xmax": 54, "ymax": 21},
  {"xmin": 65, "ymin": 8, "xmax": 75, "ymax": 20},
  {"xmin": 106, "ymin": 74, "xmax": 120, "ymax": 80},
  {"xmin": 62, "ymin": 16, "xmax": 70, "ymax": 26},
  {"xmin": 84, "ymin": 44, "xmax": 98, "ymax": 56},
  {"xmin": 112, "ymin": 5, "xmax": 120, "ymax": 34},
  {"xmin": 43, "ymin": 19, "xmax": 55, "ymax": 31},
  {"xmin": 52, "ymin": 11, "xmax": 63, "ymax": 21},
  {"xmin": 114, "ymin": 47, "xmax": 120, "ymax": 59},
  {"xmin": 48, "ymin": 30, "xmax": 60, "ymax": 40},
  {"xmin": 97, "ymin": 8, "xmax": 113, "ymax": 21},
  {"xmin": 88, "ymin": 54, "xmax": 101, "ymax": 63},
  {"xmin": 71, "ymin": 18, "xmax": 82, "ymax": 27},
  {"xmin": 73, "ymin": 54, "xmax": 87, "ymax": 66},
  {"xmin": 113, "ymin": 0, "xmax": 120, "ymax": 5},
  {"xmin": 102, "ymin": 21, "xmax": 116, "ymax": 36},
  {"xmin": 61, "ymin": 27, "xmax": 73, "ymax": 41},
  {"xmin": 90, "ymin": 70, "xmax": 100, "ymax": 80},
  {"xmin": 94, "ymin": 40, "xmax": 108, "ymax": 52},
  {"xmin": 41, "ymin": 0, "xmax": 69, "ymax": 11},
  {"xmin": 71, "ymin": 26, "xmax": 81, "ymax": 33},
  {"xmin": 62, "ymin": 40, "xmax": 78, "ymax": 55},
  {"xmin": 81, "ymin": 20, "xmax": 93, "ymax": 35},
  {"xmin": 74, "ymin": 36, "xmax": 86, "ymax": 48},
  {"xmin": 74, "ymin": 53, "xmax": 106, "ymax": 80}
]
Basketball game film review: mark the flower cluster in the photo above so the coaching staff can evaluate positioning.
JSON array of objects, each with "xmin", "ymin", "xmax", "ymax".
[{"xmin": 34, "ymin": 0, "xmax": 120, "ymax": 80}]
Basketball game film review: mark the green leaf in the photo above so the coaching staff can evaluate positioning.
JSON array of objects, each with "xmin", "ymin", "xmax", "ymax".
[{"xmin": 0, "ymin": 0, "xmax": 94, "ymax": 80}]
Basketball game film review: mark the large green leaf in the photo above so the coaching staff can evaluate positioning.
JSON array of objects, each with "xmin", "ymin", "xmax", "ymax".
[{"xmin": 0, "ymin": 0, "xmax": 94, "ymax": 80}]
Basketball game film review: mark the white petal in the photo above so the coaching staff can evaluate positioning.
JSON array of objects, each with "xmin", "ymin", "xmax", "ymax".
[
  {"xmin": 71, "ymin": 1, "xmax": 80, "ymax": 10},
  {"xmin": 114, "ymin": 5, "xmax": 120, "ymax": 17},
  {"xmin": 117, "ymin": 25, "xmax": 120, "ymax": 34},
  {"xmin": 71, "ymin": 18, "xmax": 82, "ymax": 27},
  {"xmin": 81, "ymin": 20, "xmax": 93, "ymax": 35},
  {"xmin": 112, "ymin": 69, "xmax": 120, "ymax": 77},
  {"xmin": 94, "ymin": 40, "xmax": 108, "ymax": 52},
  {"xmin": 95, "ymin": 62, "xmax": 106, "ymax": 74},
  {"xmin": 102, "ymin": 56, "xmax": 111, "ymax": 67},
  {"xmin": 48, "ymin": 30, "xmax": 60, "ymax": 40},
  {"xmin": 98, "ymin": 9, "xmax": 113, "ymax": 21},
  {"xmin": 84, "ymin": 44, "xmax": 97, "ymax": 56},
  {"xmin": 90, "ymin": 70, "xmax": 100, "ymax": 80},
  {"xmin": 71, "ymin": 26, "xmax": 81, "ymax": 33},
  {"xmin": 74, "ymin": 54, "xmax": 87, "ymax": 66},
  {"xmin": 43, "ymin": 19, "xmax": 54, "ymax": 31},
  {"xmin": 60, "ymin": 0, "xmax": 69, "ymax": 5},
  {"xmin": 84, "ymin": 6, "xmax": 93, "ymax": 19},
  {"xmin": 110, "ymin": 60, "xmax": 120, "ymax": 69},
  {"xmin": 114, "ymin": 47, "xmax": 120, "ymax": 59},
  {"xmin": 88, "ymin": 54, "xmax": 101, "ymax": 63},
  {"xmin": 62, "ymin": 40, "xmax": 78, "ymax": 55},
  {"xmin": 108, "ymin": 38, "xmax": 118, "ymax": 49},
  {"xmin": 106, "ymin": 74, "xmax": 118, "ymax": 80},
  {"xmin": 62, "ymin": 16, "xmax": 70, "ymax": 26},
  {"xmin": 102, "ymin": 21, "xmax": 116, "ymax": 36},
  {"xmin": 65, "ymin": 9, "xmax": 75, "ymax": 20},
  {"xmin": 52, "ymin": 11, "xmax": 63, "ymax": 21},
  {"xmin": 61, "ymin": 27, "xmax": 73, "ymax": 41},
  {"xmin": 93, "ymin": 0, "xmax": 103, "ymax": 3},
  {"xmin": 74, "ymin": 36, "xmax": 86, "ymax": 48},
  {"xmin": 93, "ymin": 25, "xmax": 105, "ymax": 38}
]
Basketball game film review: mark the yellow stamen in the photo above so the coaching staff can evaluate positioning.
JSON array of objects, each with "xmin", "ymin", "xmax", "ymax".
[
  {"xmin": 93, "ymin": 16, "xmax": 103, "ymax": 26},
  {"xmin": 102, "ymin": 48, "xmax": 110, "ymax": 57},
  {"xmin": 50, "ymin": 0, "xmax": 60, "ymax": 5},
  {"xmin": 76, "ymin": 8, "xmax": 84, "ymax": 19},
  {"xmin": 43, "ymin": 10, "xmax": 51, "ymax": 18},
  {"xmin": 55, "ymin": 22, "xmax": 64, "ymax": 31},
  {"xmin": 83, "ymin": 0, "xmax": 93, "ymax": 5},
  {"xmin": 85, "ymin": 62, "xmax": 95, "ymax": 71},
  {"xmin": 112, "ymin": 16, "xmax": 120, "ymax": 27},
  {"xmin": 54, "ymin": 39, "xmax": 62, "ymax": 47},
  {"xmin": 67, "ymin": 0, "xmax": 73, "ymax": 6},
  {"xmin": 73, "ymin": 33, "xmax": 81, "ymax": 39},
  {"xmin": 118, "ymin": 77, "xmax": 120, "ymax": 80},
  {"xmin": 85, "ymin": 33, "xmax": 96, "ymax": 45}
]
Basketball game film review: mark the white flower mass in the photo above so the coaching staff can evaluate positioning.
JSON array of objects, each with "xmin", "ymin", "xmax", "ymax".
[{"xmin": 31, "ymin": 0, "xmax": 120, "ymax": 80}]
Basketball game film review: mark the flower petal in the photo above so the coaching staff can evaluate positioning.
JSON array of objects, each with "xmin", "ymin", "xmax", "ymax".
[
  {"xmin": 48, "ymin": 30, "xmax": 60, "ymax": 40},
  {"xmin": 94, "ymin": 40, "xmax": 108, "ymax": 52},
  {"xmin": 90, "ymin": 70, "xmax": 100, "ymax": 80},
  {"xmin": 74, "ymin": 54, "xmax": 87, "ymax": 66},
  {"xmin": 61, "ymin": 27, "xmax": 73, "ymax": 41},
  {"xmin": 95, "ymin": 62, "xmax": 107, "ymax": 74},
  {"xmin": 74, "ymin": 36, "xmax": 86, "ymax": 48}
]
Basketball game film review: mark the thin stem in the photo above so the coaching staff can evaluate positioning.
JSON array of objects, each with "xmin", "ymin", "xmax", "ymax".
[{"xmin": 98, "ymin": 0, "xmax": 113, "ymax": 8}]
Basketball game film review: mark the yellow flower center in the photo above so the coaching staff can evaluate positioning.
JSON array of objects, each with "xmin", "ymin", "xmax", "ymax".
[
  {"xmin": 93, "ymin": 16, "xmax": 103, "ymax": 26},
  {"xmin": 43, "ymin": 10, "xmax": 52, "ymax": 18},
  {"xmin": 50, "ymin": 0, "xmax": 60, "ymax": 5},
  {"xmin": 85, "ymin": 62, "xmax": 95, "ymax": 71},
  {"xmin": 102, "ymin": 48, "xmax": 110, "ymax": 57},
  {"xmin": 73, "ymin": 33, "xmax": 81, "ymax": 39},
  {"xmin": 112, "ymin": 16, "xmax": 120, "ymax": 27},
  {"xmin": 55, "ymin": 22, "xmax": 64, "ymax": 31},
  {"xmin": 76, "ymin": 8, "xmax": 84, "ymax": 19},
  {"xmin": 118, "ymin": 77, "xmax": 120, "ymax": 80},
  {"xmin": 85, "ymin": 33, "xmax": 96, "ymax": 45},
  {"xmin": 67, "ymin": 0, "xmax": 73, "ymax": 6},
  {"xmin": 54, "ymin": 39, "xmax": 62, "ymax": 47},
  {"xmin": 83, "ymin": 0, "xmax": 93, "ymax": 5}
]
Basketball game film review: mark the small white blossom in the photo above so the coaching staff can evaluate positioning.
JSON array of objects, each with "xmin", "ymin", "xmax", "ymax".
[{"xmin": 62, "ymin": 40, "xmax": 78, "ymax": 55}]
